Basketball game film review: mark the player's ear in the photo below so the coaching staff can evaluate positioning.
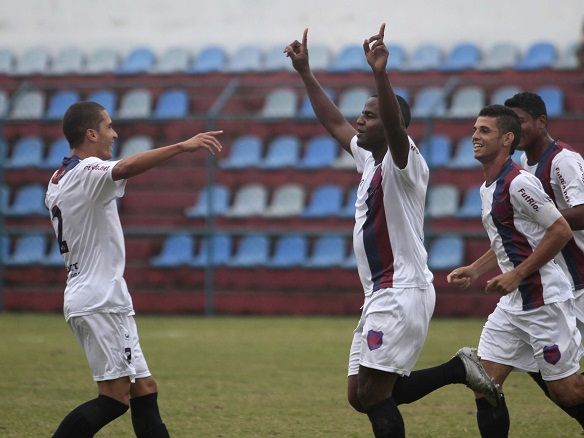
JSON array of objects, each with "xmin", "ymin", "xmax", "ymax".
[{"xmin": 86, "ymin": 128, "xmax": 98, "ymax": 142}]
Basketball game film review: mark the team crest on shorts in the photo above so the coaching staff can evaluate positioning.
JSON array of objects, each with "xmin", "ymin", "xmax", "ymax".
[
  {"xmin": 543, "ymin": 344, "xmax": 561, "ymax": 365},
  {"xmin": 367, "ymin": 330, "xmax": 384, "ymax": 351}
]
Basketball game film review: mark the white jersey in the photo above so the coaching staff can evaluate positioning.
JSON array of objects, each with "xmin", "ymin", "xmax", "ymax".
[
  {"xmin": 350, "ymin": 135, "xmax": 433, "ymax": 296},
  {"xmin": 520, "ymin": 141, "xmax": 584, "ymax": 298},
  {"xmin": 45, "ymin": 156, "xmax": 133, "ymax": 321},
  {"xmin": 480, "ymin": 159, "xmax": 572, "ymax": 313}
]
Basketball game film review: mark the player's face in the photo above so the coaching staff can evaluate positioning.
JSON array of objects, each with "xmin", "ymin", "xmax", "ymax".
[
  {"xmin": 508, "ymin": 107, "xmax": 543, "ymax": 151},
  {"xmin": 355, "ymin": 97, "xmax": 386, "ymax": 152},
  {"xmin": 94, "ymin": 110, "xmax": 118, "ymax": 160},
  {"xmin": 472, "ymin": 116, "xmax": 509, "ymax": 163}
]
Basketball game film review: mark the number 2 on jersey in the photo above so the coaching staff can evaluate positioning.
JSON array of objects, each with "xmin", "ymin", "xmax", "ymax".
[{"xmin": 51, "ymin": 206, "xmax": 69, "ymax": 254}]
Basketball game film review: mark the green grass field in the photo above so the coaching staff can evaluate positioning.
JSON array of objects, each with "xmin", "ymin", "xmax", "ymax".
[{"xmin": 0, "ymin": 314, "xmax": 581, "ymax": 437}]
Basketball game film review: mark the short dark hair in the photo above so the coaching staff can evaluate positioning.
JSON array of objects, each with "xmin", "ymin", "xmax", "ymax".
[
  {"xmin": 370, "ymin": 94, "xmax": 411, "ymax": 128},
  {"xmin": 478, "ymin": 104, "xmax": 521, "ymax": 153},
  {"xmin": 504, "ymin": 92, "xmax": 547, "ymax": 118},
  {"xmin": 62, "ymin": 101, "xmax": 106, "ymax": 148}
]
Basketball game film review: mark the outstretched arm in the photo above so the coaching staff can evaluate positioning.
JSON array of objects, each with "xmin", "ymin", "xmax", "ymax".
[
  {"xmin": 112, "ymin": 131, "xmax": 223, "ymax": 181},
  {"xmin": 364, "ymin": 24, "xmax": 410, "ymax": 169},
  {"xmin": 285, "ymin": 29, "xmax": 356, "ymax": 153}
]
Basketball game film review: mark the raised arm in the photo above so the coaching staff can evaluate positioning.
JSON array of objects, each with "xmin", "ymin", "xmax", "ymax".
[
  {"xmin": 285, "ymin": 29, "xmax": 356, "ymax": 153},
  {"xmin": 363, "ymin": 24, "xmax": 410, "ymax": 169},
  {"xmin": 112, "ymin": 131, "xmax": 223, "ymax": 181}
]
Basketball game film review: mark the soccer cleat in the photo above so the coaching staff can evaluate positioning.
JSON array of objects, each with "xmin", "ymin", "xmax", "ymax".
[{"xmin": 456, "ymin": 347, "xmax": 500, "ymax": 407}]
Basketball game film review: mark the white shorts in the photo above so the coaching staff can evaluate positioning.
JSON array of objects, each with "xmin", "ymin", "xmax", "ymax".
[
  {"xmin": 478, "ymin": 300, "xmax": 581, "ymax": 381},
  {"xmin": 69, "ymin": 313, "xmax": 151, "ymax": 382},
  {"xmin": 347, "ymin": 285, "xmax": 435, "ymax": 377},
  {"xmin": 574, "ymin": 289, "xmax": 584, "ymax": 336}
]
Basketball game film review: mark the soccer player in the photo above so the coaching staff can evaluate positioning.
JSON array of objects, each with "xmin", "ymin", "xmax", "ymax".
[
  {"xmin": 285, "ymin": 24, "xmax": 496, "ymax": 437},
  {"xmin": 447, "ymin": 104, "xmax": 584, "ymax": 437},
  {"xmin": 504, "ymin": 91, "xmax": 584, "ymax": 427},
  {"xmin": 46, "ymin": 101, "xmax": 222, "ymax": 438}
]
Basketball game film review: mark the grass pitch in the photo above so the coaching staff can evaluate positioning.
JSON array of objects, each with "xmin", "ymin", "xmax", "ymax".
[{"xmin": 0, "ymin": 314, "xmax": 581, "ymax": 437}]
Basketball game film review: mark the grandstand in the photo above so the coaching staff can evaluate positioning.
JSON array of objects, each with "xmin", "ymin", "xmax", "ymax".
[{"xmin": 1, "ymin": 35, "xmax": 583, "ymax": 317}]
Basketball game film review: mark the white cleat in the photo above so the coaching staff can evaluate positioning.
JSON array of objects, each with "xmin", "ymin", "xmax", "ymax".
[{"xmin": 456, "ymin": 347, "xmax": 500, "ymax": 407}]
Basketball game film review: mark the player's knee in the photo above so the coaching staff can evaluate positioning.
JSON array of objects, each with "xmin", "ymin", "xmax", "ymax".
[
  {"xmin": 132, "ymin": 376, "xmax": 158, "ymax": 398},
  {"xmin": 548, "ymin": 384, "xmax": 584, "ymax": 408},
  {"xmin": 348, "ymin": 390, "xmax": 365, "ymax": 413}
]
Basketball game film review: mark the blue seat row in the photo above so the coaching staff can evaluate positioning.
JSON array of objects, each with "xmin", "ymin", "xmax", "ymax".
[{"xmin": 0, "ymin": 41, "xmax": 578, "ymax": 76}]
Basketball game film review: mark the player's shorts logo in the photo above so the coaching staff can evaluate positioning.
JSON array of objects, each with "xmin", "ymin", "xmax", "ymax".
[
  {"xmin": 367, "ymin": 330, "xmax": 383, "ymax": 351},
  {"xmin": 125, "ymin": 347, "xmax": 132, "ymax": 364},
  {"xmin": 543, "ymin": 344, "xmax": 561, "ymax": 365}
]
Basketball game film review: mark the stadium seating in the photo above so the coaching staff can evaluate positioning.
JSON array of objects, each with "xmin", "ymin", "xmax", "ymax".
[
  {"xmin": 42, "ymin": 137, "xmax": 70, "ymax": 169},
  {"xmin": 447, "ymin": 86, "xmax": 485, "ymax": 118},
  {"xmin": 304, "ymin": 235, "xmax": 346, "ymax": 268},
  {"xmin": 387, "ymin": 44, "xmax": 407, "ymax": 70},
  {"xmin": 5, "ymin": 136, "xmax": 44, "ymax": 168},
  {"xmin": 405, "ymin": 44, "xmax": 442, "ymax": 71},
  {"xmin": 515, "ymin": 41, "xmax": 557, "ymax": 70},
  {"xmin": 267, "ymin": 234, "xmax": 308, "ymax": 268},
  {"xmin": 490, "ymin": 85, "xmax": 522, "ymax": 105},
  {"xmin": 51, "ymin": 48, "xmax": 85, "ymax": 75},
  {"xmin": 0, "ymin": 48, "xmax": 15, "ymax": 74},
  {"xmin": 190, "ymin": 233, "xmax": 232, "ymax": 267},
  {"xmin": 478, "ymin": 43, "xmax": 518, "ymax": 70},
  {"xmin": 297, "ymin": 88, "xmax": 335, "ymax": 119},
  {"xmin": 87, "ymin": 89, "xmax": 117, "ymax": 115},
  {"xmin": 1, "ymin": 235, "xmax": 9, "ymax": 262},
  {"xmin": 419, "ymin": 134, "xmax": 452, "ymax": 168},
  {"xmin": 297, "ymin": 135, "xmax": 338, "ymax": 169},
  {"xmin": 4, "ymin": 184, "xmax": 47, "ymax": 216},
  {"xmin": 117, "ymin": 89, "xmax": 152, "ymax": 118},
  {"xmin": 332, "ymin": 149, "xmax": 356, "ymax": 170},
  {"xmin": 227, "ymin": 45, "xmax": 263, "ymax": 72},
  {"xmin": 260, "ymin": 135, "xmax": 301, "ymax": 169},
  {"xmin": 220, "ymin": 135, "xmax": 263, "ymax": 169},
  {"xmin": 42, "ymin": 240, "xmax": 64, "ymax": 266},
  {"xmin": 86, "ymin": 48, "xmax": 119, "ymax": 74},
  {"xmin": 46, "ymin": 90, "xmax": 80, "ymax": 119},
  {"xmin": 15, "ymin": 47, "xmax": 49, "ymax": 75},
  {"xmin": 426, "ymin": 184, "xmax": 459, "ymax": 218},
  {"xmin": 339, "ymin": 186, "xmax": 357, "ymax": 218},
  {"xmin": 229, "ymin": 234, "xmax": 270, "ymax": 267},
  {"xmin": 554, "ymin": 42, "xmax": 580, "ymax": 70},
  {"xmin": 393, "ymin": 86, "xmax": 410, "ymax": 105},
  {"xmin": 224, "ymin": 184, "xmax": 268, "ymax": 217},
  {"xmin": 184, "ymin": 185, "xmax": 230, "ymax": 218},
  {"xmin": 153, "ymin": 89, "xmax": 189, "ymax": 119},
  {"xmin": 188, "ymin": 46, "xmax": 227, "ymax": 73},
  {"xmin": 338, "ymin": 86, "xmax": 370, "ymax": 118},
  {"xmin": 0, "ymin": 91, "xmax": 8, "ymax": 117},
  {"xmin": 302, "ymin": 185, "xmax": 343, "ymax": 217},
  {"xmin": 156, "ymin": 47, "xmax": 190, "ymax": 73},
  {"xmin": 263, "ymin": 45, "xmax": 294, "ymax": 72},
  {"xmin": 306, "ymin": 45, "xmax": 332, "ymax": 71},
  {"xmin": 328, "ymin": 44, "xmax": 369, "ymax": 72},
  {"xmin": 457, "ymin": 186, "xmax": 482, "ymax": 218},
  {"xmin": 150, "ymin": 234, "xmax": 195, "ymax": 267},
  {"xmin": 428, "ymin": 235, "xmax": 464, "ymax": 270},
  {"xmin": 259, "ymin": 88, "xmax": 297, "ymax": 119},
  {"xmin": 263, "ymin": 184, "xmax": 305, "ymax": 217},
  {"xmin": 118, "ymin": 47, "xmax": 156, "ymax": 74},
  {"xmin": 119, "ymin": 135, "xmax": 154, "ymax": 158},
  {"xmin": 9, "ymin": 90, "xmax": 45, "ymax": 119},
  {"xmin": 447, "ymin": 136, "xmax": 480, "ymax": 169},
  {"xmin": 535, "ymin": 86, "xmax": 564, "ymax": 117},
  {"xmin": 3, "ymin": 234, "xmax": 46, "ymax": 266},
  {"xmin": 441, "ymin": 43, "xmax": 481, "ymax": 71},
  {"xmin": 412, "ymin": 86, "xmax": 447, "ymax": 118}
]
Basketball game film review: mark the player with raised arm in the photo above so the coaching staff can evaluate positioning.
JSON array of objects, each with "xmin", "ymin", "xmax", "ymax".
[{"xmin": 46, "ymin": 101, "xmax": 222, "ymax": 438}]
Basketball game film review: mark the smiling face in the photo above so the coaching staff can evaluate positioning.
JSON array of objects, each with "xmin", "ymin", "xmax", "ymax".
[
  {"xmin": 355, "ymin": 97, "xmax": 386, "ymax": 153},
  {"xmin": 471, "ymin": 116, "xmax": 512, "ymax": 164},
  {"xmin": 90, "ymin": 110, "xmax": 118, "ymax": 160}
]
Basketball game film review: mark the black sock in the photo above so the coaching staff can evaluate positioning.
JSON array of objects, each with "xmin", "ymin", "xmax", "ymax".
[
  {"xmin": 529, "ymin": 371, "xmax": 584, "ymax": 428},
  {"xmin": 476, "ymin": 394, "xmax": 509, "ymax": 438},
  {"xmin": 130, "ymin": 392, "xmax": 169, "ymax": 438},
  {"xmin": 393, "ymin": 356, "xmax": 466, "ymax": 405},
  {"xmin": 365, "ymin": 397, "xmax": 405, "ymax": 438},
  {"xmin": 52, "ymin": 394, "xmax": 128, "ymax": 438}
]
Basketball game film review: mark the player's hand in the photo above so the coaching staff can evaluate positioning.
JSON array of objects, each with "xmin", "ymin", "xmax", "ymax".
[
  {"xmin": 284, "ymin": 28, "xmax": 310, "ymax": 73},
  {"xmin": 485, "ymin": 271, "xmax": 521, "ymax": 295},
  {"xmin": 363, "ymin": 23, "xmax": 388, "ymax": 73},
  {"xmin": 181, "ymin": 131, "xmax": 223, "ymax": 155},
  {"xmin": 447, "ymin": 266, "xmax": 476, "ymax": 289}
]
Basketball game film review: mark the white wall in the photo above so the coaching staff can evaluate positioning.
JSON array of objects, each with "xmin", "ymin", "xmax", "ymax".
[{"xmin": 0, "ymin": 0, "xmax": 582, "ymax": 55}]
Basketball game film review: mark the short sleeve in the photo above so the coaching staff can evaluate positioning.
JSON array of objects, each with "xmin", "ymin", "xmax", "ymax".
[
  {"xmin": 553, "ymin": 153, "xmax": 584, "ymax": 208},
  {"xmin": 79, "ymin": 158, "xmax": 126, "ymax": 204},
  {"xmin": 510, "ymin": 173, "xmax": 561, "ymax": 229},
  {"xmin": 391, "ymin": 137, "xmax": 429, "ymax": 188}
]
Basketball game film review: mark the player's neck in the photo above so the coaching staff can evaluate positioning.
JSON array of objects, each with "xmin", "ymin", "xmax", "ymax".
[
  {"xmin": 482, "ymin": 154, "xmax": 510, "ymax": 186},
  {"xmin": 524, "ymin": 134, "xmax": 555, "ymax": 165}
]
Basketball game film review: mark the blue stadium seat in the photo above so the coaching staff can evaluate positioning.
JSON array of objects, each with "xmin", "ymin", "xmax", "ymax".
[
  {"xmin": 490, "ymin": 85, "xmax": 522, "ymax": 105},
  {"xmin": 220, "ymin": 135, "xmax": 263, "ymax": 169},
  {"xmin": 43, "ymin": 240, "xmax": 65, "ymax": 266},
  {"xmin": 6, "ymin": 136, "xmax": 44, "ymax": 168},
  {"xmin": 1, "ymin": 235, "xmax": 9, "ymax": 262},
  {"xmin": 339, "ymin": 186, "xmax": 358, "ymax": 218},
  {"xmin": 9, "ymin": 90, "xmax": 45, "ymax": 119},
  {"xmin": 302, "ymin": 185, "xmax": 343, "ymax": 217},
  {"xmin": 457, "ymin": 186, "xmax": 482, "ymax": 218},
  {"xmin": 428, "ymin": 235, "xmax": 464, "ymax": 271},
  {"xmin": 447, "ymin": 136, "xmax": 480, "ymax": 169},
  {"xmin": 229, "ymin": 234, "xmax": 270, "ymax": 267},
  {"xmin": 342, "ymin": 251, "xmax": 357, "ymax": 269},
  {"xmin": 46, "ymin": 90, "xmax": 80, "ymax": 119},
  {"xmin": 297, "ymin": 135, "xmax": 338, "ymax": 169},
  {"xmin": 412, "ymin": 86, "xmax": 447, "ymax": 118},
  {"xmin": 387, "ymin": 44, "xmax": 407, "ymax": 71},
  {"xmin": 189, "ymin": 46, "xmax": 227, "ymax": 73},
  {"xmin": 419, "ymin": 134, "xmax": 452, "ymax": 168},
  {"xmin": 86, "ymin": 48, "xmax": 119, "ymax": 74},
  {"xmin": 191, "ymin": 233, "xmax": 232, "ymax": 267},
  {"xmin": 511, "ymin": 149, "xmax": 523, "ymax": 165},
  {"xmin": 150, "ymin": 234, "xmax": 195, "ymax": 267},
  {"xmin": 426, "ymin": 184, "xmax": 459, "ymax": 218},
  {"xmin": 0, "ymin": 48, "xmax": 15, "ymax": 74},
  {"xmin": 51, "ymin": 48, "xmax": 85, "ymax": 75},
  {"xmin": 536, "ymin": 86, "xmax": 564, "ymax": 117},
  {"xmin": 405, "ymin": 44, "xmax": 442, "ymax": 71},
  {"xmin": 328, "ymin": 44, "xmax": 369, "ymax": 72},
  {"xmin": 4, "ymin": 184, "xmax": 47, "ymax": 216},
  {"xmin": 304, "ymin": 235, "xmax": 346, "ymax": 268},
  {"xmin": 15, "ymin": 48, "xmax": 49, "ymax": 75},
  {"xmin": 263, "ymin": 45, "xmax": 294, "ymax": 72},
  {"xmin": 156, "ymin": 47, "xmax": 190, "ymax": 73},
  {"xmin": 393, "ymin": 86, "xmax": 410, "ymax": 105},
  {"xmin": 297, "ymin": 88, "xmax": 335, "ymax": 119},
  {"xmin": 4, "ymin": 234, "xmax": 46, "ymax": 266},
  {"xmin": 118, "ymin": 89, "xmax": 152, "ymax": 119},
  {"xmin": 87, "ymin": 89, "xmax": 117, "ymax": 115},
  {"xmin": 118, "ymin": 47, "xmax": 156, "ymax": 74},
  {"xmin": 267, "ymin": 234, "xmax": 308, "ymax": 268},
  {"xmin": 260, "ymin": 135, "xmax": 301, "ymax": 169},
  {"xmin": 479, "ymin": 43, "xmax": 518, "ymax": 70},
  {"xmin": 447, "ymin": 86, "xmax": 485, "ymax": 118},
  {"xmin": 259, "ymin": 88, "xmax": 297, "ymax": 119},
  {"xmin": 227, "ymin": 45, "xmax": 262, "ymax": 72},
  {"xmin": 338, "ymin": 87, "xmax": 370, "ymax": 118},
  {"xmin": 153, "ymin": 89, "xmax": 189, "ymax": 119},
  {"xmin": 441, "ymin": 43, "xmax": 480, "ymax": 71},
  {"xmin": 42, "ymin": 137, "xmax": 70, "ymax": 169},
  {"xmin": 1, "ymin": 185, "xmax": 10, "ymax": 213},
  {"xmin": 516, "ymin": 42, "xmax": 557, "ymax": 71},
  {"xmin": 184, "ymin": 185, "xmax": 230, "ymax": 218}
]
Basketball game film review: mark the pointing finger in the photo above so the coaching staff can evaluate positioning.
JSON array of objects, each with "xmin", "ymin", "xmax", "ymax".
[{"xmin": 302, "ymin": 28, "xmax": 308, "ymax": 49}]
